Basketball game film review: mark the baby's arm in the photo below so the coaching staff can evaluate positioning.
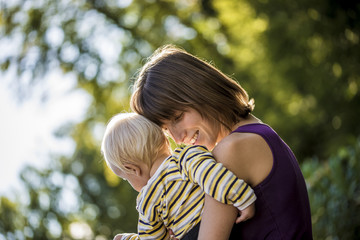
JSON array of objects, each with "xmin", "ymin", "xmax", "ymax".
[
  {"xmin": 179, "ymin": 145, "xmax": 257, "ymax": 211},
  {"xmin": 114, "ymin": 233, "xmax": 137, "ymax": 240},
  {"xmin": 114, "ymin": 213, "xmax": 168, "ymax": 240}
]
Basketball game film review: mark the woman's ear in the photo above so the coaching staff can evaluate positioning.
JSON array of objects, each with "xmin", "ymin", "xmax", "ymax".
[{"xmin": 124, "ymin": 163, "xmax": 142, "ymax": 176}]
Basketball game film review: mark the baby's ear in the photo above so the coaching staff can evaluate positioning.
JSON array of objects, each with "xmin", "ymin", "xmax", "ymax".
[{"xmin": 124, "ymin": 163, "xmax": 142, "ymax": 176}]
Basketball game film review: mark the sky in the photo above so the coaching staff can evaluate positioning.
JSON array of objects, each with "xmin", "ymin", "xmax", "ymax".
[
  {"xmin": 0, "ymin": 0, "xmax": 106, "ymax": 201},
  {"xmin": 0, "ymin": 69, "xmax": 91, "ymax": 198}
]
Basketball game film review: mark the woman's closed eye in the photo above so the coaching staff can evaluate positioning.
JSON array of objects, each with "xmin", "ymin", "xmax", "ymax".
[{"xmin": 174, "ymin": 112, "xmax": 184, "ymax": 122}]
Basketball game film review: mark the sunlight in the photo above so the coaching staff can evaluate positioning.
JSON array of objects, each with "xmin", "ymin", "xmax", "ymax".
[{"xmin": 69, "ymin": 222, "xmax": 93, "ymax": 239}]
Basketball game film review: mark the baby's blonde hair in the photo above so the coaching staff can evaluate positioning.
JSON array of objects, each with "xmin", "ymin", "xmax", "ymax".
[{"xmin": 101, "ymin": 112, "xmax": 170, "ymax": 173}]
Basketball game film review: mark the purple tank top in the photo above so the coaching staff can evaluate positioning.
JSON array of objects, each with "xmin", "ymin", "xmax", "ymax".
[{"xmin": 230, "ymin": 123, "xmax": 313, "ymax": 240}]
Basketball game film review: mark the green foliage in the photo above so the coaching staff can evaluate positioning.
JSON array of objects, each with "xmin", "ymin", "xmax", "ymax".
[
  {"xmin": 216, "ymin": 0, "xmax": 360, "ymax": 160},
  {"xmin": 0, "ymin": 0, "xmax": 359, "ymax": 238},
  {"xmin": 0, "ymin": 197, "xmax": 27, "ymax": 239},
  {"xmin": 1, "ymin": 0, "xmax": 359, "ymax": 160},
  {"xmin": 302, "ymin": 138, "xmax": 360, "ymax": 240}
]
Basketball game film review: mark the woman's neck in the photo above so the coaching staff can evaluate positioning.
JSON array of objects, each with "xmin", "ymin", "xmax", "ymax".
[{"xmin": 231, "ymin": 114, "xmax": 262, "ymax": 132}]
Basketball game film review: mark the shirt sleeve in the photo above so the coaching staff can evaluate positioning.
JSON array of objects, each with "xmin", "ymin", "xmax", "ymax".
[
  {"xmin": 120, "ymin": 233, "xmax": 140, "ymax": 240},
  {"xmin": 175, "ymin": 145, "xmax": 256, "ymax": 211},
  {"xmin": 124, "ymin": 181, "xmax": 169, "ymax": 240},
  {"xmin": 120, "ymin": 215, "xmax": 169, "ymax": 240},
  {"xmin": 137, "ymin": 215, "xmax": 168, "ymax": 240}
]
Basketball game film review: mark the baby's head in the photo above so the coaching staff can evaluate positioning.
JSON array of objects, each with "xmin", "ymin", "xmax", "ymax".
[{"xmin": 101, "ymin": 113, "xmax": 170, "ymax": 189}]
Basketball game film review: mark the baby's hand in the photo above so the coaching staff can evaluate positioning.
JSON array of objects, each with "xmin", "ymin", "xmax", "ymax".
[
  {"xmin": 113, "ymin": 234, "xmax": 123, "ymax": 240},
  {"xmin": 236, "ymin": 202, "xmax": 255, "ymax": 224}
]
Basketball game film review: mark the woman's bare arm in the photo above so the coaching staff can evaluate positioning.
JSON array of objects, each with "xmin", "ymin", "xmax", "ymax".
[
  {"xmin": 198, "ymin": 133, "xmax": 273, "ymax": 239},
  {"xmin": 198, "ymin": 194, "xmax": 238, "ymax": 240}
]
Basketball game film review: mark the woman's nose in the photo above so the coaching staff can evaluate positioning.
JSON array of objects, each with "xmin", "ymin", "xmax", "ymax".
[{"xmin": 167, "ymin": 126, "xmax": 184, "ymax": 145}]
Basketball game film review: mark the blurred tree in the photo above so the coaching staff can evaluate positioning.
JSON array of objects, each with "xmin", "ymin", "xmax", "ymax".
[
  {"xmin": 0, "ymin": 0, "xmax": 359, "ymax": 239},
  {"xmin": 245, "ymin": 0, "xmax": 360, "ymax": 161},
  {"xmin": 302, "ymin": 137, "xmax": 360, "ymax": 240},
  {"xmin": 0, "ymin": 196, "xmax": 28, "ymax": 239}
]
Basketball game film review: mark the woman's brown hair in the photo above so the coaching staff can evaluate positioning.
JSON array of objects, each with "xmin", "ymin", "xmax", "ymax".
[{"xmin": 130, "ymin": 45, "xmax": 254, "ymax": 131}]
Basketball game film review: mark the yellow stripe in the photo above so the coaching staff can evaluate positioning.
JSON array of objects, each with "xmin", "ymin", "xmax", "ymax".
[
  {"xmin": 212, "ymin": 167, "xmax": 228, "ymax": 200},
  {"xmin": 203, "ymin": 163, "xmax": 219, "ymax": 192},
  {"xmin": 171, "ymin": 191, "xmax": 204, "ymax": 233}
]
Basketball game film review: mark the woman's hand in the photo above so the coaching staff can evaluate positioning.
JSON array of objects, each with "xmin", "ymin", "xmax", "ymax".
[
  {"xmin": 168, "ymin": 229, "xmax": 179, "ymax": 240},
  {"xmin": 236, "ymin": 202, "xmax": 255, "ymax": 224}
]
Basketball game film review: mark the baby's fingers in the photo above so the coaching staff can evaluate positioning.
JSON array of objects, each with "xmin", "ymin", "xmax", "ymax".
[
  {"xmin": 235, "ymin": 214, "xmax": 249, "ymax": 224},
  {"xmin": 113, "ymin": 234, "xmax": 123, "ymax": 240}
]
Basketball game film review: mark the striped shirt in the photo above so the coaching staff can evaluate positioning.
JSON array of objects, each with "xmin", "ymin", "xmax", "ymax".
[{"xmin": 121, "ymin": 145, "xmax": 256, "ymax": 240}]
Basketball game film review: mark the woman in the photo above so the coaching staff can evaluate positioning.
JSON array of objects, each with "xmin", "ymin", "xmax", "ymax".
[{"xmin": 130, "ymin": 45, "xmax": 313, "ymax": 240}]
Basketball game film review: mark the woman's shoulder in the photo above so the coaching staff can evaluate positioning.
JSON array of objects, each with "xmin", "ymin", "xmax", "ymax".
[
  {"xmin": 213, "ymin": 128, "xmax": 273, "ymax": 186},
  {"xmin": 217, "ymin": 129, "xmax": 265, "ymax": 153}
]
